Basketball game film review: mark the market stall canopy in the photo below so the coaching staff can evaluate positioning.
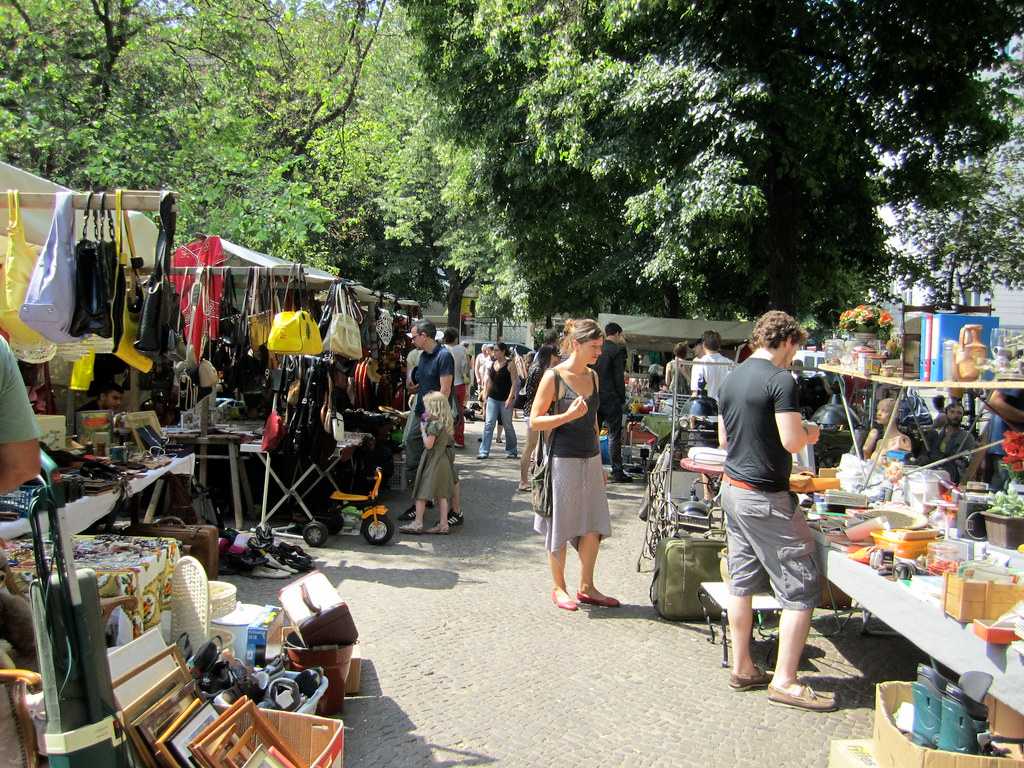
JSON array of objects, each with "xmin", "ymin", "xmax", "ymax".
[
  {"xmin": 218, "ymin": 240, "xmax": 419, "ymax": 310},
  {"xmin": 0, "ymin": 161, "xmax": 160, "ymax": 267},
  {"xmin": 219, "ymin": 239, "xmax": 338, "ymax": 286},
  {"xmin": 597, "ymin": 313, "xmax": 755, "ymax": 352}
]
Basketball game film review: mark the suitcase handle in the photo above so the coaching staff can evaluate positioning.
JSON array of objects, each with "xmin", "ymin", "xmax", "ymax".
[
  {"xmin": 300, "ymin": 583, "xmax": 322, "ymax": 615},
  {"xmin": 154, "ymin": 516, "xmax": 187, "ymax": 527}
]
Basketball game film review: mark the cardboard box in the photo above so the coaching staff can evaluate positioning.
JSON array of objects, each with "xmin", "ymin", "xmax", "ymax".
[
  {"xmin": 345, "ymin": 644, "xmax": 362, "ymax": 695},
  {"xmin": 987, "ymin": 696, "xmax": 1024, "ymax": 761},
  {"xmin": 943, "ymin": 572, "xmax": 1024, "ymax": 622},
  {"xmin": 245, "ymin": 605, "xmax": 283, "ymax": 667},
  {"xmin": 829, "ymin": 739, "xmax": 878, "ymax": 768},
  {"xmin": 873, "ymin": 682, "xmax": 1021, "ymax": 767}
]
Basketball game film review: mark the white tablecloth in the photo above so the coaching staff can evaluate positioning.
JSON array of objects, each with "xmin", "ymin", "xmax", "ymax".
[
  {"xmin": 825, "ymin": 546, "xmax": 1024, "ymax": 713},
  {"xmin": 0, "ymin": 453, "xmax": 196, "ymax": 540}
]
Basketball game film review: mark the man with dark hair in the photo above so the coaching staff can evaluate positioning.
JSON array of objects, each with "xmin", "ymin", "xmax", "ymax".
[
  {"xmin": 595, "ymin": 322, "xmax": 631, "ymax": 482},
  {"xmin": 691, "ymin": 329, "xmax": 732, "ymax": 401},
  {"xmin": 405, "ymin": 320, "xmax": 454, "ymax": 468},
  {"xmin": 79, "ymin": 382, "xmax": 124, "ymax": 413},
  {"xmin": 717, "ymin": 310, "xmax": 834, "ymax": 712}
]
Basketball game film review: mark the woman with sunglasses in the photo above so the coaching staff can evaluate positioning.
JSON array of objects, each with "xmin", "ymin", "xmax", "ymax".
[{"xmin": 530, "ymin": 319, "xmax": 618, "ymax": 611}]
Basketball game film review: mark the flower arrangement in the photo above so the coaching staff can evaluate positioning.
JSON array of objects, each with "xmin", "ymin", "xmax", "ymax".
[
  {"xmin": 1001, "ymin": 430, "xmax": 1024, "ymax": 484},
  {"xmin": 838, "ymin": 304, "xmax": 894, "ymax": 340}
]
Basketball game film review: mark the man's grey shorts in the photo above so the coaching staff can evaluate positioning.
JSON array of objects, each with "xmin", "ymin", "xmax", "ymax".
[{"xmin": 722, "ymin": 483, "xmax": 821, "ymax": 610}]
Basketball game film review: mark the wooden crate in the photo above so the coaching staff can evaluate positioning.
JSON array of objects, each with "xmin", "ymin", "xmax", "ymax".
[{"xmin": 943, "ymin": 572, "xmax": 1024, "ymax": 622}]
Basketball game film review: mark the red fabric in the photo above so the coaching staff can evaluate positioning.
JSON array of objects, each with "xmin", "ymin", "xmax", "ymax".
[
  {"xmin": 453, "ymin": 383, "xmax": 467, "ymax": 446},
  {"xmin": 171, "ymin": 236, "xmax": 227, "ymax": 353}
]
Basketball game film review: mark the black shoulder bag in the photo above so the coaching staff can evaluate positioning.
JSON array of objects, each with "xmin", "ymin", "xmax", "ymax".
[
  {"xmin": 530, "ymin": 369, "xmax": 563, "ymax": 518},
  {"xmin": 135, "ymin": 192, "xmax": 178, "ymax": 355}
]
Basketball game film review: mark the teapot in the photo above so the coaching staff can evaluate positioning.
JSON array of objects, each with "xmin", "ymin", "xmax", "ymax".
[{"xmin": 954, "ymin": 324, "xmax": 987, "ymax": 382}]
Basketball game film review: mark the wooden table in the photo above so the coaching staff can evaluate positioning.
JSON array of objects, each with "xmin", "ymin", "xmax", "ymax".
[{"xmin": 164, "ymin": 429, "xmax": 259, "ymax": 528}]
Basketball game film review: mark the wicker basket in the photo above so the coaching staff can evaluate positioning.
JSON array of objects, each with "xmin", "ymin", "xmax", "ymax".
[
  {"xmin": 208, "ymin": 581, "xmax": 238, "ymax": 620},
  {"xmin": 170, "ymin": 556, "xmax": 210, "ymax": 649}
]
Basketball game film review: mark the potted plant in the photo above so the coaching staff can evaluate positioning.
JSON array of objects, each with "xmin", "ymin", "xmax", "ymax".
[
  {"xmin": 981, "ymin": 490, "xmax": 1024, "ymax": 550},
  {"xmin": 838, "ymin": 304, "xmax": 894, "ymax": 343}
]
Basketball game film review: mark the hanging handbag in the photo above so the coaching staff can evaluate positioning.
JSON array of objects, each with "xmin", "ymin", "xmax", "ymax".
[
  {"xmin": 135, "ymin": 192, "xmax": 177, "ymax": 355},
  {"xmin": 261, "ymin": 394, "xmax": 287, "ymax": 452},
  {"xmin": 111, "ymin": 190, "xmax": 153, "ymax": 372},
  {"xmin": 530, "ymin": 370, "xmax": 563, "ymax": 518},
  {"xmin": 327, "ymin": 285, "xmax": 363, "ymax": 359},
  {"xmin": 1, "ymin": 191, "xmax": 56, "ymax": 362},
  {"xmin": 20, "ymin": 190, "xmax": 80, "ymax": 342},
  {"xmin": 68, "ymin": 194, "xmax": 114, "ymax": 339},
  {"xmin": 267, "ymin": 267, "xmax": 323, "ymax": 355},
  {"xmin": 69, "ymin": 349, "xmax": 95, "ymax": 392},
  {"xmin": 217, "ymin": 269, "xmax": 240, "ymax": 345},
  {"xmin": 247, "ymin": 267, "xmax": 272, "ymax": 350}
]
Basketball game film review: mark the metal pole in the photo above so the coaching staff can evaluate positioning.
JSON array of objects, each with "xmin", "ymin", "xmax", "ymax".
[
  {"xmin": 834, "ymin": 374, "xmax": 863, "ymax": 462},
  {"xmin": 668, "ymin": 357, "xmax": 677, "ymax": 504}
]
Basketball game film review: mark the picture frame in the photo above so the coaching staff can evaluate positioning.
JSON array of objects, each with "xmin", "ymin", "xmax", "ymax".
[
  {"xmin": 154, "ymin": 697, "xmax": 203, "ymax": 768},
  {"xmin": 121, "ymin": 666, "xmax": 192, "ymax": 768},
  {"xmin": 112, "ymin": 645, "xmax": 187, "ymax": 712},
  {"xmin": 131, "ymin": 680, "xmax": 198, "ymax": 765},
  {"xmin": 167, "ymin": 702, "xmax": 219, "ymax": 768}
]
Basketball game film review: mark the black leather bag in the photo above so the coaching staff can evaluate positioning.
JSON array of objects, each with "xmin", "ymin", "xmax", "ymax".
[
  {"xmin": 218, "ymin": 269, "xmax": 241, "ymax": 346},
  {"xmin": 69, "ymin": 193, "xmax": 114, "ymax": 338},
  {"xmin": 135, "ymin": 193, "xmax": 178, "ymax": 355}
]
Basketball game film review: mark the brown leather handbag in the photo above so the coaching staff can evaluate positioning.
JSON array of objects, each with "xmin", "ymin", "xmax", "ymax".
[{"xmin": 295, "ymin": 582, "xmax": 358, "ymax": 648}]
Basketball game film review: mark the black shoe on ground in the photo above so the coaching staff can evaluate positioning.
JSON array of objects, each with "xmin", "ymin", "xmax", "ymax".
[
  {"xmin": 399, "ymin": 506, "xmax": 416, "ymax": 522},
  {"xmin": 448, "ymin": 511, "xmax": 464, "ymax": 527},
  {"xmin": 609, "ymin": 473, "xmax": 634, "ymax": 483}
]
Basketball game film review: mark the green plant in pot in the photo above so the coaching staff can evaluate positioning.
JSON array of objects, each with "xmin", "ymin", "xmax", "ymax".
[{"xmin": 981, "ymin": 488, "xmax": 1024, "ymax": 550}]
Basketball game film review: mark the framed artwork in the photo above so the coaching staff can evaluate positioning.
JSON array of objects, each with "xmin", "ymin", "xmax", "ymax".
[
  {"xmin": 131, "ymin": 680, "xmax": 198, "ymax": 761},
  {"xmin": 166, "ymin": 702, "xmax": 219, "ymax": 768}
]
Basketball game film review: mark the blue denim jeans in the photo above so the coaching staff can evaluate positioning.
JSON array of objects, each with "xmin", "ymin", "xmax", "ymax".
[{"xmin": 480, "ymin": 397, "xmax": 517, "ymax": 457}]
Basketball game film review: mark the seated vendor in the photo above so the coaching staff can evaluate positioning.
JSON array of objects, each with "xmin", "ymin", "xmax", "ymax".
[
  {"xmin": 918, "ymin": 402, "xmax": 976, "ymax": 483},
  {"xmin": 861, "ymin": 397, "xmax": 899, "ymax": 459},
  {"xmin": 78, "ymin": 382, "xmax": 124, "ymax": 413}
]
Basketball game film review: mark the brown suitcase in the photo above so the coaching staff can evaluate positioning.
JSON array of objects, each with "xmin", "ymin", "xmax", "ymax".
[{"xmin": 124, "ymin": 517, "xmax": 219, "ymax": 577}]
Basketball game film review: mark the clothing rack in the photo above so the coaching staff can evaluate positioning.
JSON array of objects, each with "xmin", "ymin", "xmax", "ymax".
[{"xmin": 0, "ymin": 189, "xmax": 175, "ymax": 212}]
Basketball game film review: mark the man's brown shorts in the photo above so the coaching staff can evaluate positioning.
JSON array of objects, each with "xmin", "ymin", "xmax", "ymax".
[{"xmin": 722, "ymin": 483, "xmax": 820, "ymax": 610}]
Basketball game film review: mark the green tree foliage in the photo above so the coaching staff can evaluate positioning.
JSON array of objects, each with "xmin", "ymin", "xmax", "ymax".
[
  {"xmin": 890, "ymin": 50, "xmax": 1024, "ymax": 307},
  {"xmin": 0, "ymin": 0, "xmax": 475, "ymax": 306},
  {"xmin": 404, "ymin": 0, "xmax": 1024, "ymax": 319},
  {"xmin": 893, "ymin": 138, "xmax": 1024, "ymax": 306}
]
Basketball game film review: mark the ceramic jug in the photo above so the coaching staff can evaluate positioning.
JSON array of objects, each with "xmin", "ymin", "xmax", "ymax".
[{"xmin": 954, "ymin": 324, "xmax": 987, "ymax": 381}]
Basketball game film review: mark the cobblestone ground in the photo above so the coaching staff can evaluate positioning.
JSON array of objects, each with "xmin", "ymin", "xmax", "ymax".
[{"xmin": 230, "ymin": 417, "xmax": 924, "ymax": 767}]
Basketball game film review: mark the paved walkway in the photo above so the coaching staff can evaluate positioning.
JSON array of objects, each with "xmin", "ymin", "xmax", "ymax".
[{"xmin": 231, "ymin": 417, "xmax": 923, "ymax": 767}]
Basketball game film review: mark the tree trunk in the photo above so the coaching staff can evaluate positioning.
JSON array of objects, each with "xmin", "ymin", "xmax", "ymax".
[
  {"xmin": 661, "ymin": 281, "xmax": 681, "ymax": 318},
  {"xmin": 496, "ymin": 317, "xmax": 504, "ymax": 339},
  {"xmin": 446, "ymin": 282, "xmax": 463, "ymax": 334},
  {"xmin": 763, "ymin": 165, "xmax": 800, "ymax": 315}
]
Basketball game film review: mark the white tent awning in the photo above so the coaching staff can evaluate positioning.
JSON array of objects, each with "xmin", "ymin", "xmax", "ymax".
[
  {"xmin": 1, "ymin": 161, "xmax": 160, "ymax": 268},
  {"xmin": 598, "ymin": 313, "xmax": 754, "ymax": 352}
]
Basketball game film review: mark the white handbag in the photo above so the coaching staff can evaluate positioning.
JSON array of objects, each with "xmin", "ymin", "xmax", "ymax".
[
  {"xmin": 20, "ymin": 191, "xmax": 80, "ymax": 343},
  {"xmin": 327, "ymin": 285, "xmax": 363, "ymax": 359}
]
